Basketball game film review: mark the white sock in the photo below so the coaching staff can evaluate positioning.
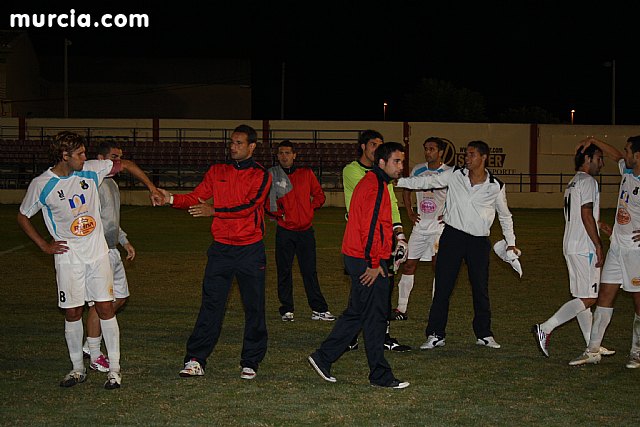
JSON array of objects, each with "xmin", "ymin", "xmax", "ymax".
[
  {"xmin": 587, "ymin": 306, "xmax": 614, "ymax": 353},
  {"xmin": 82, "ymin": 339, "xmax": 89, "ymax": 352},
  {"xmin": 397, "ymin": 274, "xmax": 414, "ymax": 313},
  {"xmin": 100, "ymin": 317, "xmax": 121, "ymax": 373},
  {"xmin": 576, "ymin": 308, "xmax": 593, "ymax": 346},
  {"xmin": 632, "ymin": 313, "xmax": 640, "ymax": 353},
  {"xmin": 87, "ymin": 335, "xmax": 102, "ymax": 362},
  {"xmin": 64, "ymin": 319, "xmax": 84, "ymax": 372},
  {"xmin": 541, "ymin": 298, "xmax": 586, "ymax": 334}
]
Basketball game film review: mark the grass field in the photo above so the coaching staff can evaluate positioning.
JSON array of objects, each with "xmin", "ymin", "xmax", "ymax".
[{"xmin": 1, "ymin": 204, "xmax": 638, "ymax": 426}]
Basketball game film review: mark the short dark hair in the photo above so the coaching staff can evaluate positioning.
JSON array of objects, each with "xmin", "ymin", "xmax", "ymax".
[
  {"xmin": 97, "ymin": 140, "xmax": 121, "ymax": 158},
  {"xmin": 50, "ymin": 131, "xmax": 85, "ymax": 164},
  {"xmin": 574, "ymin": 144, "xmax": 602, "ymax": 171},
  {"xmin": 424, "ymin": 137, "xmax": 446, "ymax": 152},
  {"xmin": 375, "ymin": 142, "xmax": 404, "ymax": 164},
  {"xmin": 627, "ymin": 135, "xmax": 640, "ymax": 154},
  {"xmin": 233, "ymin": 124, "xmax": 258, "ymax": 144},
  {"xmin": 278, "ymin": 140, "xmax": 294, "ymax": 151},
  {"xmin": 467, "ymin": 140, "xmax": 489, "ymax": 157},
  {"xmin": 357, "ymin": 129, "xmax": 384, "ymax": 156}
]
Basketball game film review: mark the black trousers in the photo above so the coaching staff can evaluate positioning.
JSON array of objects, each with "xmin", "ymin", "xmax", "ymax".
[
  {"xmin": 276, "ymin": 226, "xmax": 328, "ymax": 315},
  {"xmin": 184, "ymin": 241, "xmax": 268, "ymax": 371},
  {"xmin": 425, "ymin": 225, "xmax": 493, "ymax": 339},
  {"xmin": 314, "ymin": 255, "xmax": 395, "ymax": 386}
]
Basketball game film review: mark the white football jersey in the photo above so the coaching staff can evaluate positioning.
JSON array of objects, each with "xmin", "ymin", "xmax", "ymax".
[
  {"xmin": 563, "ymin": 171, "xmax": 600, "ymax": 255},
  {"xmin": 20, "ymin": 160, "xmax": 114, "ymax": 264},
  {"xmin": 411, "ymin": 162, "xmax": 450, "ymax": 234},
  {"xmin": 611, "ymin": 159, "xmax": 640, "ymax": 249}
]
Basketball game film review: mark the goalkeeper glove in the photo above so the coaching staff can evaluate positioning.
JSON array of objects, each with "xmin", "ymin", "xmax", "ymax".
[{"xmin": 393, "ymin": 239, "xmax": 408, "ymax": 271}]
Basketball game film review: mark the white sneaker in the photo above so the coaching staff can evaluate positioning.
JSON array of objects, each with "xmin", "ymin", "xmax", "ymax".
[
  {"xmin": 241, "ymin": 367, "xmax": 256, "ymax": 380},
  {"xmin": 531, "ymin": 324, "xmax": 550, "ymax": 357},
  {"xmin": 569, "ymin": 350, "xmax": 601, "ymax": 366},
  {"xmin": 281, "ymin": 312, "xmax": 294, "ymax": 322},
  {"xmin": 476, "ymin": 336, "xmax": 501, "ymax": 349},
  {"xmin": 599, "ymin": 346, "xmax": 616, "ymax": 357},
  {"xmin": 626, "ymin": 351, "xmax": 640, "ymax": 369},
  {"xmin": 104, "ymin": 371, "xmax": 122, "ymax": 390},
  {"xmin": 179, "ymin": 358, "xmax": 205, "ymax": 377},
  {"xmin": 420, "ymin": 334, "xmax": 445, "ymax": 350},
  {"xmin": 311, "ymin": 311, "xmax": 336, "ymax": 321}
]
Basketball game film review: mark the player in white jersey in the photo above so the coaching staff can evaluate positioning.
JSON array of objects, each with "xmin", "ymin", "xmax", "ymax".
[
  {"xmin": 82, "ymin": 141, "xmax": 137, "ymax": 374},
  {"xmin": 569, "ymin": 136, "xmax": 640, "ymax": 368},
  {"xmin": 17, "ymin": 131, "xmax": 162, "ymax": 389},
  {"xmin": 532, "ymin": 141, "xmax": 617, "ymax": 359},
  {"xmin": 392, "ymin": 137, "xmax": 450, "ymax": 320}
]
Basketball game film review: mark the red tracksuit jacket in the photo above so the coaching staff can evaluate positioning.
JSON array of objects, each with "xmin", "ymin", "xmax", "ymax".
[
  {"xmin": 269, "ymin": 166, "xmax": 326, "ymax": 231},
  {"xmin": 341, "ymin": 167, "xmax": 393, "ymax": 268},
  {"xmin": 172, "ymin": 158, "xmax": 272, "ymax": 246}
]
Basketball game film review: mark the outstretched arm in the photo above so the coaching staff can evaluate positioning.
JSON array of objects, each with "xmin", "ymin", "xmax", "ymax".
[
  {"xmin": 576, "ymin": 137, "xmax": 623, "ymax": 162},
  {"xmin": 119, "ymin": 159, "xmax": 163, "ymax": 205}
]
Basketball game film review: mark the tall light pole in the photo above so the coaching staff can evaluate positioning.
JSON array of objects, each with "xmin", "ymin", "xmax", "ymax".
[
  {"xmin": 64, "ymin": 38, "xmax": 72, "ymax": 118},
  {"xmin": 383, "ymin": 102, "xmax": 388, "ymax": 121},
  {"xmin": 280, "ymin": 61, "xmax": 285, "ymax": 120},
  {"xmin": 570, "ymin": 109, "xmax": 575, "ymax": 125},
  {"xmin": 604, "ymin": 60, "xmax": 616, "ymax": 125},
  {"xmin": 611, "ymin": 59, "xmax": 616, "ymax": 125}
]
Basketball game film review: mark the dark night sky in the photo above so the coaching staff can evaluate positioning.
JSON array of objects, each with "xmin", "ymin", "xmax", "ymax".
[{"xmin": 3, "ymin": 1, "xmax": 640, "ymax": 123}]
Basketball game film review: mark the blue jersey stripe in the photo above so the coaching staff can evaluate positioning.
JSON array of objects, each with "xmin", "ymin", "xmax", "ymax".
[{"xmin": 39, "ymin": 177, "xmax": 60, "ymax": 237}]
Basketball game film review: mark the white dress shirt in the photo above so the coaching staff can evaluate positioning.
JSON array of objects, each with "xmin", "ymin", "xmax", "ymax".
[{"xmin": 397, "ymin": 166, "xmax": 516, "ymax": 246}]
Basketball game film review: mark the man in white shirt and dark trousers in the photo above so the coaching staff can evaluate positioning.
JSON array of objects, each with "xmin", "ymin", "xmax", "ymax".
[
  {"xmin": 397, "ymin": 140, "xmax": 518, "ymax": 350},
  {"xmin": 532, "ymin": 141, "xmax": 617, "ymax": 359}
]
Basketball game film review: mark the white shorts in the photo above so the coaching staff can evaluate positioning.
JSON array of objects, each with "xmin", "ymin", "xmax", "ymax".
[
  {"xmin": 109, "ymin": 248, "xmax": 130, "ymax": 299},
  {"xmin": 564, "ymin": 253, "xmax": 600, "ymax": 298},
  {"xmin": 601, "ymin": 244, "xmax": 640, "ymax": 293},
  {"xmin": 407, "ymin": 231, "xmax": 441, "ymax": 261},
  {"xmin": 55, "ymin": 253, "xmax": 114, "ymax": 309}
]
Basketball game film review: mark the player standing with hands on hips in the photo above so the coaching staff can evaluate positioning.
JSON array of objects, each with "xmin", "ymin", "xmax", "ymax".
[{"xmin": 17, "ymin": 131, "xmax": 162, "ymax": 390}]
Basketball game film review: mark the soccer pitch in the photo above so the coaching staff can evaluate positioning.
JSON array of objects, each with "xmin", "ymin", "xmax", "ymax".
[{"xmin": 1, "ymin": 204, "xmax": 638, "ymax": 426}]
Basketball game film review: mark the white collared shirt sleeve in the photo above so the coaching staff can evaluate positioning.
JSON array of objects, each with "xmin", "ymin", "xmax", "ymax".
[
  {"xmin": 397, "ymin": 168, "xmax": 452, "ymax": 190},
  {"xmin": 495, "ymin": 186, "xmax": 516, "ymax": 246}
]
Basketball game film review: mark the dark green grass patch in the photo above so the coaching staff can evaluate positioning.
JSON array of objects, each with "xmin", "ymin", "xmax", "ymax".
[{"xmin": 1, "ymin": 205, "xmax": 637, "ymax": 426}]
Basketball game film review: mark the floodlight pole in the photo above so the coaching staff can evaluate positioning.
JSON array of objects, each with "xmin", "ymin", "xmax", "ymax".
[{"xmin": 64, "ymin": 38, "xmax": 72, "ymax": 118}]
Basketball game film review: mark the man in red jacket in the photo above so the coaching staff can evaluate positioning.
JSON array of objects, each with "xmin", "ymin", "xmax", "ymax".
[
  {"xmin": 308, "ymin": 142, "xmax": 410, "ymax": 389},
  {"xmin": 158, "ymin": 124, "xmax": 272, "ymax": 381},
  {"xmin": 267, "ymin": 140, "xmax": 335, "ymax": 322}
]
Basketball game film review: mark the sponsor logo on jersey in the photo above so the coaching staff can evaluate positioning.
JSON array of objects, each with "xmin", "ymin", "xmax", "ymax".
[
  {"xmin": 616, "ymin": 207, "xmax": 631, "ymax": 225},
  {"xmin": 69, "ymin": 194, "xmax": 89, "ymax": 216},
  {"xmin": 80, "ymin": 180, "xmax": 89, "ymax": 190},
  {"xmin": 420, "ymin": 199, "xmax": 437, "ymax": 214},
  {"xmin": 57, "ymin": 190, "xmax": 65, "ymax": 200},
  {"xmin": 70, "ymin": 215, "xmax": 97, "ymax": 236},
  {"xmin": 632, "ymin": 277, "xmax": 640, "ymax": 287}
]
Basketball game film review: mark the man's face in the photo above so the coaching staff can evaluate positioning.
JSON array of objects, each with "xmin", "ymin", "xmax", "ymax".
[
  {"xmin": 229, "ymin": 132, "xmax": 255, "ymax": 161},
  {"xmin": 464, "ymin": 146, "xmax": 486, "ymax": 171},
  {"xmin": 362, "ymin": 138, "xmax": 383, "ymax": 164},
  {"xmin": 65, "ymin": 145, "xmax": 87, "ymax": 171},
  {"xmin": 380, "ymin": 150, "xmax": 405, "ymax": 179},
  {"xmin": 623, "ymin": 142, "xmax": 638, "ymax": 170},
  {"xmin": 423, "ymin": 141, "xmax": 443, "ymax": 164},
  {"xmin": 277, "ymin": 146, "xmax": 296, "ymax": 168},
  {"xmin": 586, "ymin": 150, "xmax": 604, "ymax": 176}
]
